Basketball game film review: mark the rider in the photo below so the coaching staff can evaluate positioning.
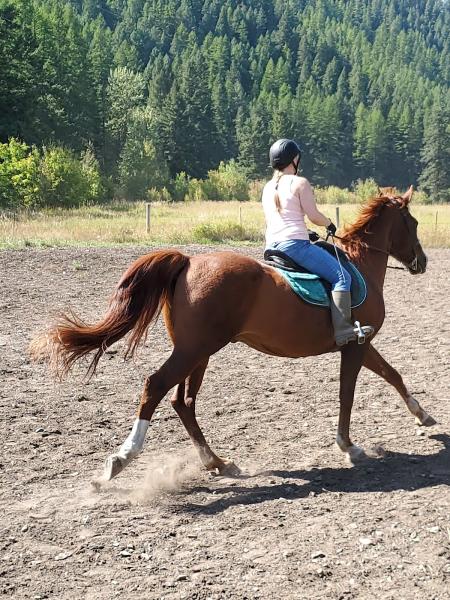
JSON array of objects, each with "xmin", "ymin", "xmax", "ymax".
[{"xmin": 262, "ymin": 138, "xmax": 373, "ymax": 346}]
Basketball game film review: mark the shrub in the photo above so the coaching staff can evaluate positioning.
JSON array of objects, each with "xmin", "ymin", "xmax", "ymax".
[
  {"xmin": 147, "ymin": 186, "xmax": 172, "ymax": 203},
  {"xmin": 315, "ymin": 186, "xmax": 353, "ymax": 204},
  {"xmin": 170, "ymin": 172, "xmax": 190, "ymax": 202},
  {"xmin": 0, "ymin": 138, "xmax": 41, "ymax": 210},
  {"xmin": 118, "ymin": 138, "xmax": 170, "ymax": 200},
  {"xmin": 185, "ymin": 178, "xmax": 208, "ymax": 202},
  {"xmin": 203, "ymin": 160, "xmax": 249, "ymax": 201},
  {"xmin": 192, "ymin": 221, "xmax": 262, "ymax": 243},
  {"xmin": 414, "ymin": 189, "xmax": 432, "ymax": 204},
  {"xmin": 353, "ymin": 178, "xmax": 379, "ymax": 202},
  {"xmin": 248, "ymin": 179, "xmax": 265, "ymax": 203},
  {"xmin": 80, "ymin": 145, "xmax": 106, "ymax": 203},
  {"xmin": 40, "ymin": 146, "xmax": 99, "ymax": 208}
]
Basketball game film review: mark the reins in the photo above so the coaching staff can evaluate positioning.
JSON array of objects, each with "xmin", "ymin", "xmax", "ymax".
[{"xmin": 324, "ymin": 233, "xmax": 408, "ymax": 271}]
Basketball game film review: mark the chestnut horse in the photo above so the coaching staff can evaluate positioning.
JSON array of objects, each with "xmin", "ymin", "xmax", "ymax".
[{"xmin": 31, "ymin": 187, "xmax": 435, "ymax": 481}]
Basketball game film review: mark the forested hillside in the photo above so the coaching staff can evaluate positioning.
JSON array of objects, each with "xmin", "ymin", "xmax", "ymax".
[{"xmin": 1, "ymin": 0, "xmax": 449, "ymax": 206}]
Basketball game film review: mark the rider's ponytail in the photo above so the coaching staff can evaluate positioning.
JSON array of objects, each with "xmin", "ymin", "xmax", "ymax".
[{"xmin": 273, "ymin": 171, "xmax": 283, "ymax": 212}]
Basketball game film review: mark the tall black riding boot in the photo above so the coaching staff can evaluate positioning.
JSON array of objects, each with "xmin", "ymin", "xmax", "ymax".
[{"xmin": 330, "ymin": 291, "xmax": 374, "ymax": 346}]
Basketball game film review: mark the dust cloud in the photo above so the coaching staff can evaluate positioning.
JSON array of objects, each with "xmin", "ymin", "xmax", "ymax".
[{"xmin": 130, "ymin": 449, "xmax": 202, "ymax": 502}]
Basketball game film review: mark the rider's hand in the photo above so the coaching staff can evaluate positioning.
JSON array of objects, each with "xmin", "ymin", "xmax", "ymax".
[{"xmin": 326, "ymin": 221, "xmax": 337, "ymax": 236}]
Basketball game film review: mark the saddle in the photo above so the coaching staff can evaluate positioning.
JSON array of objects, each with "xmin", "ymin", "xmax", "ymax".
[{"xmin": 264, "ymin": 240, "xmax": 367, "ymax": 309}]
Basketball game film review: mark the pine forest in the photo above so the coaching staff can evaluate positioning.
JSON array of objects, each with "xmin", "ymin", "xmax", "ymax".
[{"xmin": 1, "ymin": 0, "xmax": 449, "ymax": 208}]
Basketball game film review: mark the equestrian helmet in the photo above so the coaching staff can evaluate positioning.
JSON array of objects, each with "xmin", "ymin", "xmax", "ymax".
[{"xmin": 269, "ymin": 139, "xmax": 302, "ymax": 169}]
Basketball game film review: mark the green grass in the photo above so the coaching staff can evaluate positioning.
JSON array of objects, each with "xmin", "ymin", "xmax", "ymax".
[{"xmin": 0, "ymin": 200, "xmax": 449, "ymax": 248}]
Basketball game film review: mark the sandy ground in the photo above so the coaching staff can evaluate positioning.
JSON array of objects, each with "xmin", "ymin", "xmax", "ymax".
[{"xmin": 0, "ymin": 245, "xmax": 449, "ymax": 600}]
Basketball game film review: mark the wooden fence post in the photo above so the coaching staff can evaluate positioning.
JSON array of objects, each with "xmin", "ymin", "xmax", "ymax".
[
  {"xmin": 239, "ymin": 204, "xmax": 242, "ymax": 227},
  {"xmin": 335, "ymin": 206, "xmax": 340, "ymax": 228},
  {"xmin": 146, "ymin": 203, "xmax": 151, "ymax": 234}
]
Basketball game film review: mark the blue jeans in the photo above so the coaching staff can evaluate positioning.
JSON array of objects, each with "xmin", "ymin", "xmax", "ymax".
[{"xmin": 269, "ymin": 239, "xmax": 351, "ymax": 292}]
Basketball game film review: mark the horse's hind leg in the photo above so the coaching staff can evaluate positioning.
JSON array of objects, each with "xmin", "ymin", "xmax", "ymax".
[
  {"xmin": 363, "ymin": 343, "xmax": 436, "ymax": 426},
  {"xmin": 171, "ymin": 360, "xmax": 240, "ymax": 476},
  {"xmin": 102, "ymin": 349, "xmax": 201, "ymax": 481}
]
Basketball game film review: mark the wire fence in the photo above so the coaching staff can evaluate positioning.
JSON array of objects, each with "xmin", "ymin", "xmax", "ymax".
[{"xmin": 1, "ymin": 203, "xmax": 449, "ymax": 248}]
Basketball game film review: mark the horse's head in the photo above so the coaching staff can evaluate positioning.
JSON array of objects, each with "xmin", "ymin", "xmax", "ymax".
[{"xmin": 384, "ymin": 186, "xmax": 427, "ymax": 274}]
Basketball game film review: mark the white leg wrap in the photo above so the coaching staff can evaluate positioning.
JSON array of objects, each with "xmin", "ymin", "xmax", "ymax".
[
  {"xmin": 406, "ymin": 394, "xmax": 421, "ymax": 416},
  {"xmin": 336, "ymin": 435, "xmax": 366, "ymax": 463},
  {"xmin": 117, "ymin": 419, "xmax": 149, "ymax": 461},
  {"xmin": 406, "ymin": 393, "xmax": 434, "ymax": 425},
  {"xmin": 347, "ymin": 444, "xmax": 366, "ymax": 462}
]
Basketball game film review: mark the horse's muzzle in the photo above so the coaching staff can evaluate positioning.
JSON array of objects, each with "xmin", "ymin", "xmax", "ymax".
[{"xmin": 408, "ymin": 249, "xmax": 427, "ymax": 274}]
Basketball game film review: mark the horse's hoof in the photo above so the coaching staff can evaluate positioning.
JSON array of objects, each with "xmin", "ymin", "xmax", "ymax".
[
  {"xmin": 415, "ymin": 414, "xmax": 437, "ymax": 427},
  {"xmin": 370, "ymin": 444, "xmax": 386, "ymax": 458},
  {"xmin": 103, "ymin": 455, "xmax": 126, "ymax": 481},
  {"xmin": 217, "ymin": 459, "xmax": 241, "ymax": 477},
  {"xmin": 346, "ymin": 445, "xmax": 367, "ymax": 465}
]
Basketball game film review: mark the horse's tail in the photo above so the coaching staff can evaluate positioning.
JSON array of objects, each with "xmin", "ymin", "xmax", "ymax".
[{"xmin": 30, "ymin": 250, "xmax": 189, "ymax": 378}]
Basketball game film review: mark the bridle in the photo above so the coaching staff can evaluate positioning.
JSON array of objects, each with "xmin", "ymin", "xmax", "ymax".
[
  {"xmin": 327, "ymin": 233, "xmax": 406, "ymax": 270},
  {"xmin": 326, "ymin": 204, "xmax": 423, "ymax": 273},
  {"xmin": 395, "ymin": 205, "xmax": 424, "ymax": 273}
]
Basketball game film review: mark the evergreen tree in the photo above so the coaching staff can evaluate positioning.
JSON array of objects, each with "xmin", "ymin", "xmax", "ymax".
[
  {"xmin": 322, "ymin": 58, "xmax": 340, "ymax": 96},
  {"xmin": 354, "ymin": 104, "xmax": 390, "ymax": 182},
  {"xmin": 2, "ymin": 0, "xmax": 449, "ymax": 198},
  {"xmin": 166, "ymin": 49, "xmax": 220, "ymax": 178},
  {"xmin": 0, "ymin": 0, "xmax": 36, "ymax": 141},
  {"xmin": 306, "ymin": 94, "xmax": 345, "ymax": 185},
  {"xmin": 25, "ymin": 0, "xmax": 96, "ymax": 149},
  {"xmin": 118, "ymin": 106, "xmax": 170, "ymax": 199},
  {"xmin": 236, "ymin": 98, "xmax": 272, "ymax": 178},
  {"xmin": 211, "ymin": 76, "xmax": 235, "ymax": 159},
  {"xmin": 419, "ymin": 98, "xmax": 450, "ymax": 201},
  {"xmin": 88, "ymin": 17, "xmax": 114, "ymax": 163},
  {"xmin": 104, "ymin": 67, "xmax": 146, "ymax": 174}
]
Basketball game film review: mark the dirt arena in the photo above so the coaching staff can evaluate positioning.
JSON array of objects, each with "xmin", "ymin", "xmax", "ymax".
[{"xmin": 0, "ymin": 245, "xmax": 449, "ymax": 600}]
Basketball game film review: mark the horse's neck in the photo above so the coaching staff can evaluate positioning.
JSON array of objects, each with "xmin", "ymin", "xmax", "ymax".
[{"xmin": 353, "ymin": 213, "xmax": 393, "ymax": 290}]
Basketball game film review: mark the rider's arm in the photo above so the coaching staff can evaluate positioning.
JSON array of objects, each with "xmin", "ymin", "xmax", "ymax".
[{"xmin": 294, "ymin": 177, "xmax": 332, "ymax": 228}]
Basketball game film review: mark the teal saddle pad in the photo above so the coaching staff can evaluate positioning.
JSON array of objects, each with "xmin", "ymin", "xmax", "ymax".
[{"xmin": 276, "ymin": 262, "xmax": 367, "ymax": 309}]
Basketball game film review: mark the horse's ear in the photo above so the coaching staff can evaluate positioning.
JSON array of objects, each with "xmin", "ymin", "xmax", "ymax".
[{"xmin": 402, "ymin": 185, "xmax": 414, "ymax": 205}]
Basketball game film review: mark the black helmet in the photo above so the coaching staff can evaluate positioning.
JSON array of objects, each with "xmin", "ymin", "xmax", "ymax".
[{"xmin": 269, "ymin": 138, "xmax": 302, "ymax": 170}]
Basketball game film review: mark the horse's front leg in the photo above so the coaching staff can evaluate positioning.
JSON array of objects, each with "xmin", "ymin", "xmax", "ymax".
[
  {"xmin": 336, "ymin": 343, "xmax": 367, "ymax": 464},
  {"xmin": 363, "ymin": 343, "xmax": 436, "ymax": 427}
]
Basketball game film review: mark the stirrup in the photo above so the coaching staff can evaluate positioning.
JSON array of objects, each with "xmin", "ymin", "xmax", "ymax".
[{"xmin": 353, "ymin": 321, "xmax": 374, "ymax": 345}]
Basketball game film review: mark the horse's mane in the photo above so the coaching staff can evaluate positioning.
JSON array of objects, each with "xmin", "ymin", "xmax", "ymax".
[{"xmin": 339, "ymin": 188, "xmax": 407, "ymax": 259}]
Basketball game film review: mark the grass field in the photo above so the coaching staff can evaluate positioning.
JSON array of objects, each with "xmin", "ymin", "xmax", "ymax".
[{"xmin": 0, "ymin": 201, "xmax": 449, "ymax": 248}]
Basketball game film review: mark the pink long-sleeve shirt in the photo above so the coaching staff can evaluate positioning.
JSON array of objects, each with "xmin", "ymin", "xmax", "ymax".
[{"xmin": 262, "ymin": 175, "xmax": 325, "ymax": 246}]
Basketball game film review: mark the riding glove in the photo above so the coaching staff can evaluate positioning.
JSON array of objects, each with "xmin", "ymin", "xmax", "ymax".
[
  {"xmin": 308, "ymin": 230, "xmax": 320, "ymax": 242},
  {"xmin": 326, "ymin": 222, "xmax": 337, "ymax": 236}
]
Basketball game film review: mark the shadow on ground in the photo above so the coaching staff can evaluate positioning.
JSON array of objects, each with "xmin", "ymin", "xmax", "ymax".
[{"xmin": 176, "ymin": 434, "xmax": 449, "ymax": 515}]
